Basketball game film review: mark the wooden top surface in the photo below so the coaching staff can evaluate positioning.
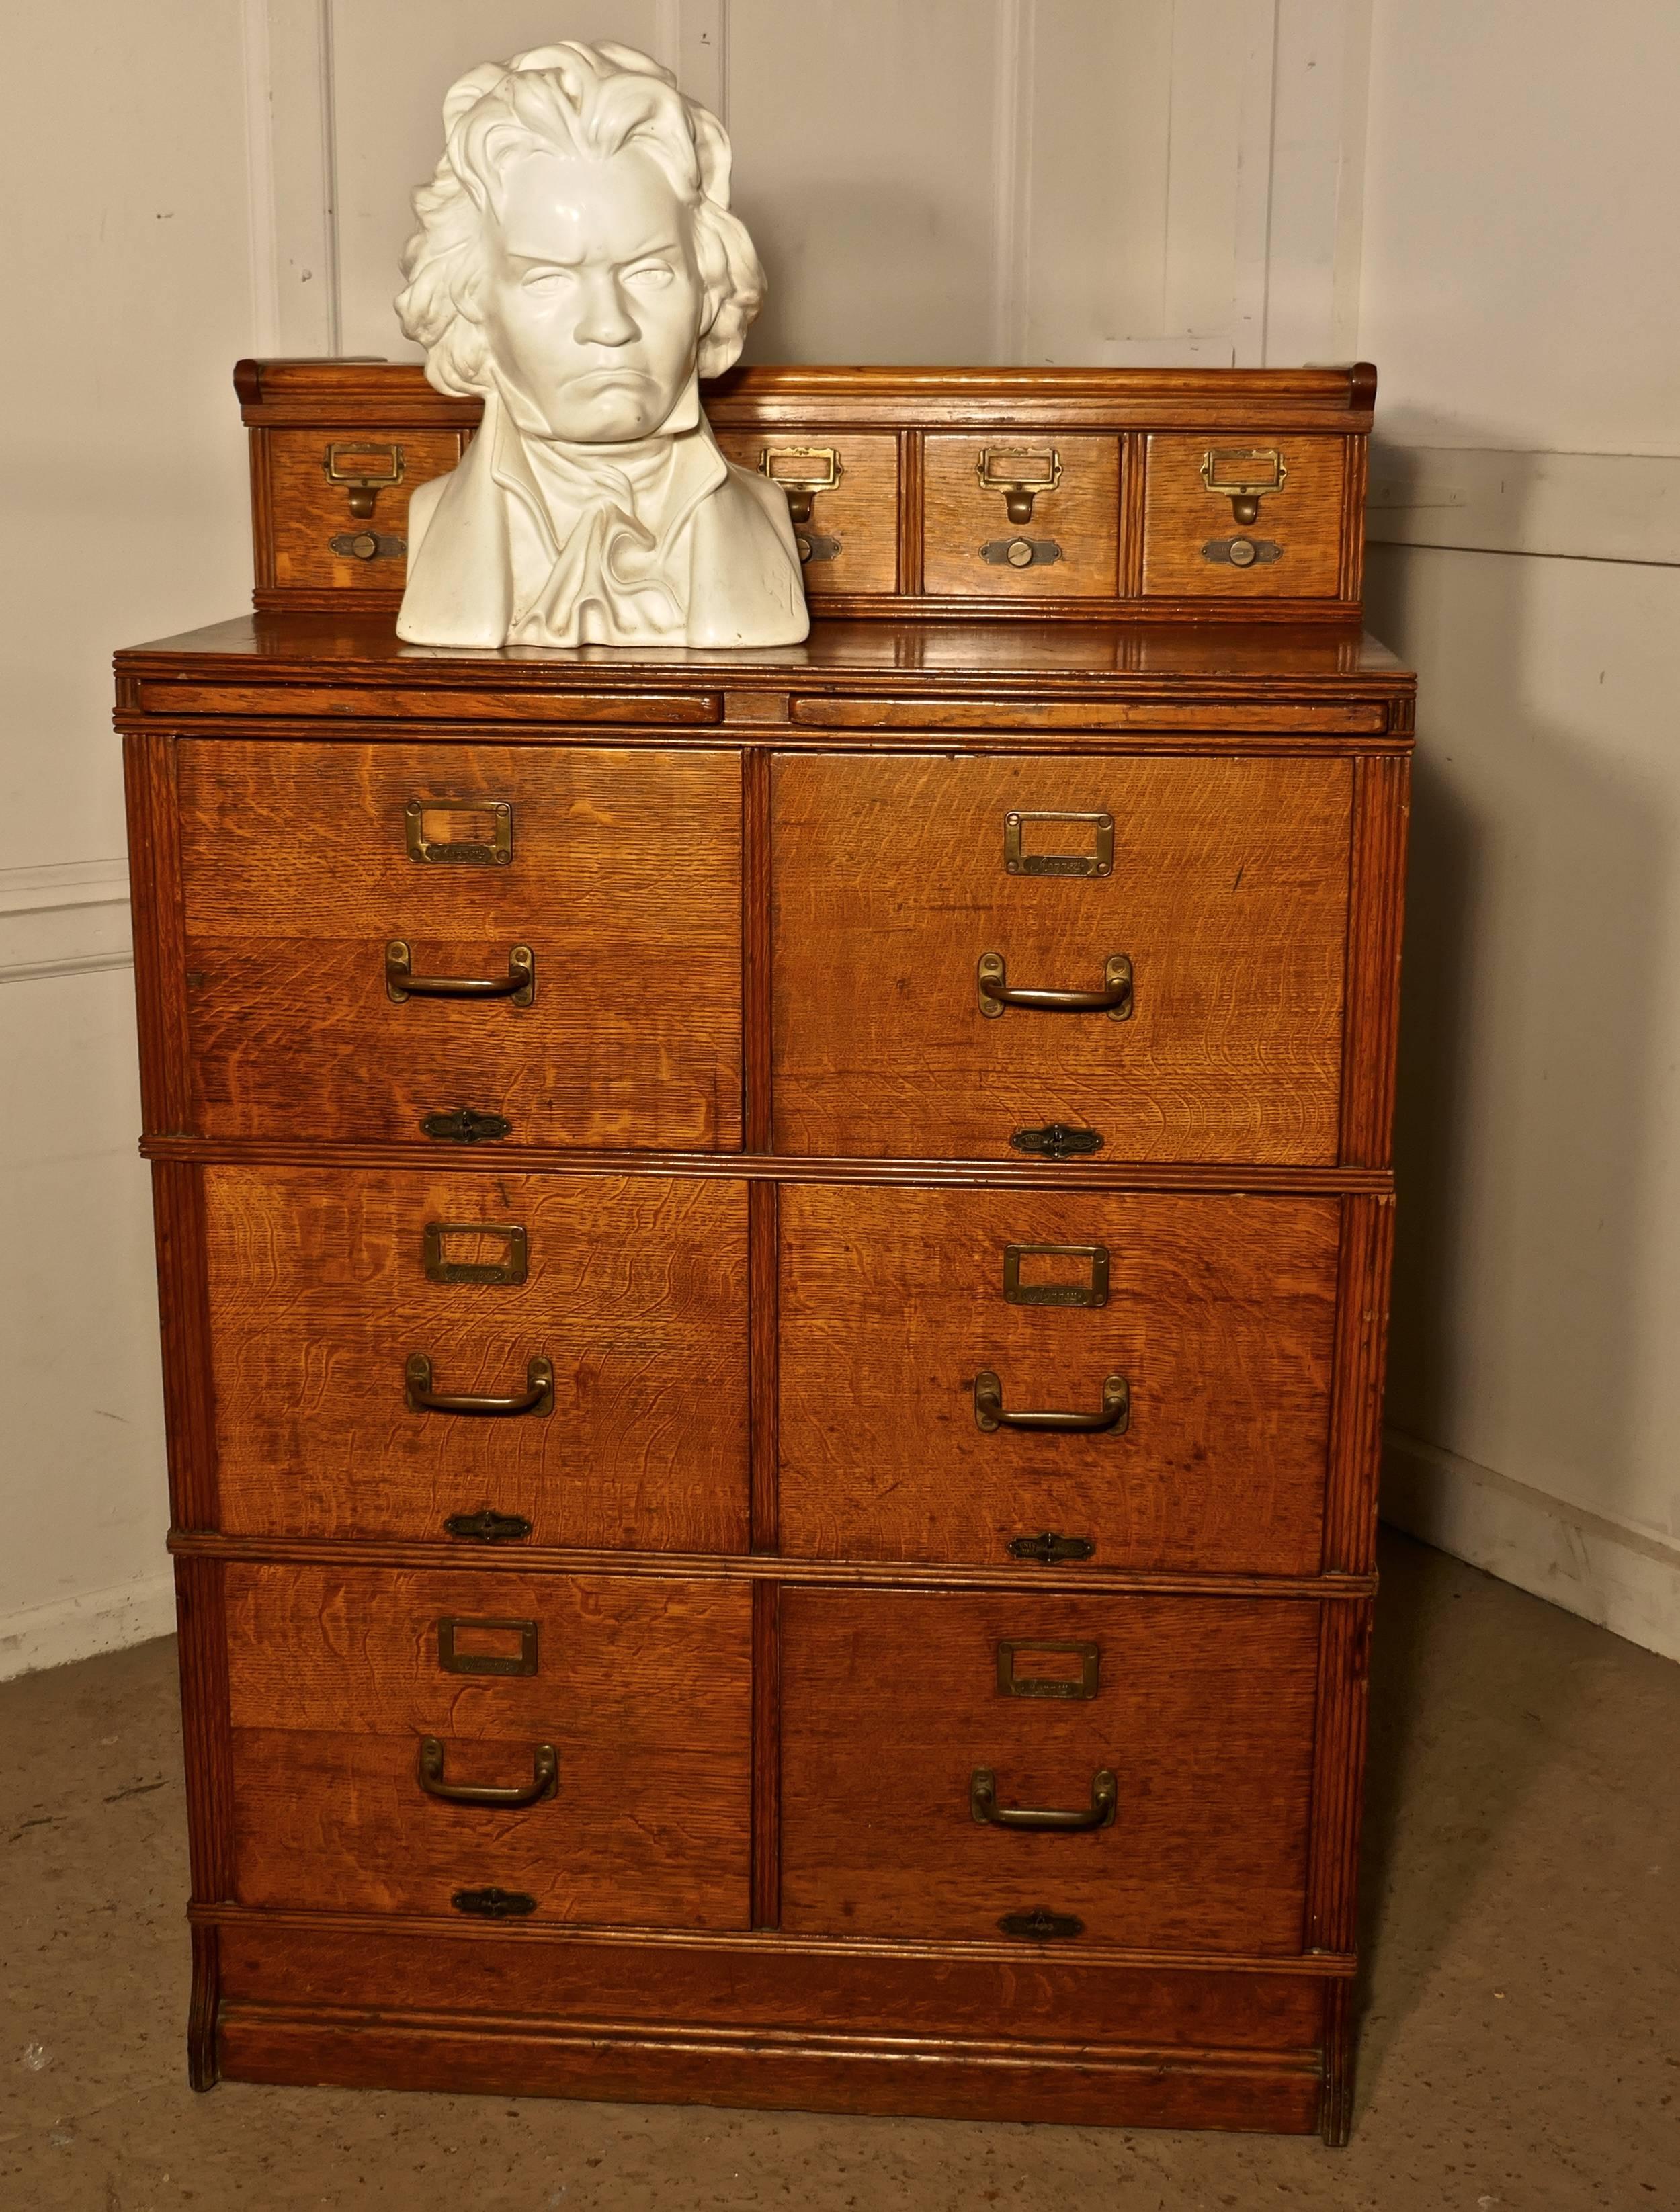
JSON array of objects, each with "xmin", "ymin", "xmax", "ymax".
[{"xmin": 116, "ymin": 613, "xmax": 1411, "ymax": 689}]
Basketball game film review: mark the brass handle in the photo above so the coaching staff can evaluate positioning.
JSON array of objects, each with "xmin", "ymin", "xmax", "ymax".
[
  {"xmin": 417, "ymin": 1737, "xmax": 557, "ymax": 1807},
  {"xmin": 970, "ymin": 1767, "xmax": 1117, "ymax": 1831},
  {"xmin": 978, "ymin": 445, "xmax": 1062, "ymax": 525},
  {"xmin": 1200, "ymin": 445, "xmax": 1287, "ymax": 527},
  {"xmin": 325, "ymin": 440, "xmax": 405, "ymax": 521},
  {"xmin": 978, "ymin": 951, "xmax": 1132, "ymax": 1019},
  {"xmin": 759, "ymin": 444, "xmax": 843, "ymax": 527},
  {"xmin": 405, "ymin": 1353, "xmax": 554, "ymax": 1418},
  {"xmin": 386, "ymin": 941, "xmax": 534, "ymax": 1005},
  {"xmin": 974, "ymin": 1370, "xmax": 1129, "ymax": 1435}
]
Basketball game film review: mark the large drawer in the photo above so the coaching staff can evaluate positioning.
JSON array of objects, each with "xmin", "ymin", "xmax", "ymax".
[
  {"xmin": 771, "ymin": 752, "xmax": 1351, "ymax": 1162},
  {"xmin": 174, "ymin": 741, "xmax": 742, "ymax": 1150},
  {"xmin": 223, "ymin": 1565, "xmax": 752, "ymax": 1927},
  {"xmin": 202, "ymin": 1166, "xmax": 749, "ymax": 1550},
  {"xmin": 778, "ymin": 1185, "xmax": 1339, "ymax": 1574},
  {"xmin": 780, "ymin": 1589, "xmax": 1319, "ymax": 1951}
]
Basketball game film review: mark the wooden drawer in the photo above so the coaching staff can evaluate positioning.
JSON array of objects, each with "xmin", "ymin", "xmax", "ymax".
[
  {"xmin": 781, "ymin": 1590, "xmax": 1318, "ymax": 1951},
  {"xmin": 1141, "ymin": 433, "xmax": 1349, "ymax": 599},
  {"xmin": 924, "ymin": 434, "xmax": 1119, "ymax": 597},
  {"xmin": 266, "ymin": 428, "xmax": 466, "ymax": 593},
  {"xmin": 778, "ymin": 1185, "xmax": 1339, "ymax": 1573},
  {"xmin": 173, "ymin": 742, "xmax": 742, "ymax": 1150},
  {"xmin": 771, "ymin": 752, "xmax": 1350, "ymax": 1163},
  {"xmin": 713, "ymin": 429, "xmax": 898, "ymax": 595},
  {"xmin": 224, "ymin": 1565, "xmax": 751, "ymax": 1926},
  {"xmin": 202, "ymin": 1166, "xmax": 749, "ymax": 1549}
]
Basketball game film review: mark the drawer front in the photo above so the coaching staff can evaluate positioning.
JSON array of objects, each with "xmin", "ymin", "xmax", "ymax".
[
  {"xmin": 268, "ymin": 428, "xmax": 466, "ymax": 591},
  {"xmin": 713, "ymin": 429, "xmax": 898, "ymax": 595},
  {"xmin": 780, "ymin": 1590, "xmax": 1318, "ymax": 1951},
  {"xmin": 771, "ymin": 752, "xmax": 1351, "ymax": 1163},
  {"xmin": 778, "ymin": 1186, "xmax": 1339, "ymax": 1574},
  {"xmin": 204, "ymin": 1167, "xmax": 749, "ymax": 1550},
  {"xmin": 1142, "ymin": 433, "xmax": 1347, "ymax": 599},
  {"xmin": 224, "ymin": 1565, "xmax": 752, "ymax": 1927},
  {"xmin": 924, "ymin": 434, "xmax": 1119, "ymax": 597},
  {"xmin": 175, "ymin": 742, "xmax": 742, "ymax": 1150}
]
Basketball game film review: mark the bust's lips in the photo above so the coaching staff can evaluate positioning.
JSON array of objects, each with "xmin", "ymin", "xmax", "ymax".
[{"xmin": 569, "ymin": 367, "xmax": 659, "ymax": 397}]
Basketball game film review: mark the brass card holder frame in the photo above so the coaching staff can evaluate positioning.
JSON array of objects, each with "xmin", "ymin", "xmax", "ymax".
[
  {"xmin": 437, "ymin": 1616, "xmax": 540, "ymax": 1677},
  {"xmin": 324, "ymin": 440, "xmax": 405, "ymax": 519},
  {"xmin": 405, "ymin": 798, "xmax": 513, "ymax": 867},
  {"xmin": 1003, "ymin": 810, "xmax": 1114, "ymax": 878},
  {"xmin": 423, "ymin": 1221, "xmax": 528, "ymax": 1287},
  {"xmin": 758, "ymin": 444, "xmax": 843, "ymax": 525},
  {"xmin": 996, "ymin": 1640, "xmax": 1101, "ymax": 1701},
  {"xmin": 1200, "ymin": 445, "xmax": 1287, "ymax": 527},
  {"xmin": 978, "ymin": 445, "xmax": 1062, "ymax": 525},
  {"xmin": 1003, "ymin": 1242, "xmax": 1110, "ymax": 1308}
]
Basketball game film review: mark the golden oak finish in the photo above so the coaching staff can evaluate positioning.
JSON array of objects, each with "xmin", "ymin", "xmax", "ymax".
[
  {"xmin": 202, "ymin": 1166, "xmax": 750, "ymax": 1549},
  {"xmin": 122, "ymin": 359, "xmax": 1412, "ymax": 2142},
  {"xmin": 771, "ymin": 751, "xmax": 1351, "ymax": 1162},
  {"xmin": 778, "ymin": 1185, "xmax": 1339, "ymax": 1572}
]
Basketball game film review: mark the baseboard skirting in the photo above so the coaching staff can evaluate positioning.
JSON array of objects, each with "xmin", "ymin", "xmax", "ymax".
[
  {"xmin": 1382, "ymin": 1431, "xmax": 1680, "ymax": 1665},
  {"xmin": 0, "ymin": 1569, "xmax": 175, "ymax": 1683}
]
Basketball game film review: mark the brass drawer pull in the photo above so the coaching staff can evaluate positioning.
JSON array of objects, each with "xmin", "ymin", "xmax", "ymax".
[
  {"xmin": 405, "ymin": 1353, "xmax": 554, "ymax": 1418},
  {"xmin": 1200, "ymin": 445, "xmax": 1286, "ymax": 527},
  {"xmin": 759, "ymin": 443, "xmax": 843, "ymax": 526},
  {"xmin": 386, "ymin": 941, "xmax": 534, "ymax": 1005},
  {"xmin": 324, "ymin": 439, "xmax": 405, "ymax": 519},
  {"xmin": 975, "ymin": 1370, "xmax": 1128, "ymax": 1435},
  {"xmin": 1003, "ymin": 1242, "xmax": 1110, "ymax": 1308},
  {"xmin": 418, "ymin": 1738, "xmax": 557, "ymax": 1807},
  {"xmin": 978, "ymin": 951, "xmax": 1132, "ymax": 1020},
  {"xmin": 970, "ymin": 1767, "xmax": 1117, "ymax": 1831},
  {"xmin": 978, "ymin": 445, "xmax": 1062, "ymax": 525}
]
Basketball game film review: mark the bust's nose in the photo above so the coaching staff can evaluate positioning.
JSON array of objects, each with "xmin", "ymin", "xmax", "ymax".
[{"xmin": 573, "ymin": 269, "xmax": 638, "ymax": 349}]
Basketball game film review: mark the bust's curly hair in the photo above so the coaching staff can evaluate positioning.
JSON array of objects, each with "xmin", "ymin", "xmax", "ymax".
[{"xmin": 396, "ymin": 42, "xmax": 764, "ymax": 398}]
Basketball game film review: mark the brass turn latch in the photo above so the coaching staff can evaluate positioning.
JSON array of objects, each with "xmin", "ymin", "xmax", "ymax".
[
  {"xmin": 978, "ymin": 446, "xmax": 1062, "ymax": 525},
  {"xmin": 324, "ymin": 441, "xmax": 405, "ymax": 519},
  {"xmin": 1200, "ymin": 445, "xmax": 1286, "ymax": 527}
]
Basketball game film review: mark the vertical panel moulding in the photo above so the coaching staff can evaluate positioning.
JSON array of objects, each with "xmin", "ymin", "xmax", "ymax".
[
  {"xmin": 1320, "ymin": 1975, "xmax": 1355, "ymax": 2146},
  {"xmin": 1337, "ymin": 753, "xmax": 1411, "ymax": 1166},
  {"xmin": 751, "ymin": 1579, "xmax": 781, "ymax": 1928},
  {"xmin": 1321, "ymin": 1193, "xmax": 1395, "ymax": 1576},
  {"xmin": 150, "ymin": 1163, "xmax": 220, "ymax": 1532},
  {"xmin": 1302, "ymin": 1597, "xmax": 1372, "ymax": 1964},
  {"xmin": 749, "ymin": 1180, "xmax": 780, "ymax": 1551},
  {"xmin": 247, "ymin": 427, "xmax": 275, "ymax": 599},
  {"xmin": 1119, "ymin": 431, "xmax": 1148, "ymax": 599},
  {"xmin": 897, "ymin": 429, "xmax": 924, "ymax": 598},
  {"xmin": 741, "ymin": 747, "xmax": 773, "ymax": 1152},
  {"xmin": 122, "ymin": 734, "xmax": 192, "ymax": 1135},
  {"xmin": 174, "ymin": 1555, "xmax": 235, "ymax": 2085},
  {"xmin": 1339, "ymin": 432, "xmax": 1369, "ymax": 605}
]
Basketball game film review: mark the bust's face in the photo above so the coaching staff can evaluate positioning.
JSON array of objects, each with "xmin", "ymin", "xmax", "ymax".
[{"xmin": 480, "ymin": 145, "xmax": 705, "ymax": 443}]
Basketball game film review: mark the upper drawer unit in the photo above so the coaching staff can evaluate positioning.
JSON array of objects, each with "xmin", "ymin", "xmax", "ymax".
[
  {"xmin": 169, "ymin": 740, "xmax": 743, "ymax": 1152},
  {"xmin": 235, "ymin": 360, "xmax": 1374, "ymax": 619}
]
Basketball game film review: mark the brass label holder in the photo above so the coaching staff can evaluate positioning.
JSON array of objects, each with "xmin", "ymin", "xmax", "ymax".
[
  {"xmin": 759, "ymin": 444, "xmax": 843, "ymax": 526},
  {"xmin": 996, "ymin": 1640, "xmax": 1101, "ymax": 1700},
  {"xmin": 324, "ymin": 440, "xmax": 405, "ymax": 520},
  {"xmin": 978, "ymin": 445, "xmax": 1062, "ymax": 525},
  {"xmin": 405, "ymin": 798, "xmax": 514, "ymax": 867},
  {"xmin": 437, "ymin": 1617, "xmax": 540, "ymax": 1676},
  {"xmin": 1003, "ymin": 809, "xmax": 1114, "ymax": 878},
  {"xmin": 1200, "ymin": 445, "xmax": 1286, "ymax": 527},
  {"xmin": 1003, "ymin": 1242, "xmax": 1110, "ymax": 1308},
  {"xmin": 423, "ymin": 1221, "xmax": 528, "ymax": 1287}
]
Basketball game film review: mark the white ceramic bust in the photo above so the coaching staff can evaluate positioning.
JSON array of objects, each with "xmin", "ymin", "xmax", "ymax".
[{"xmin": 394, "ymin": 41, "xmax": 808, "ymax": 650}]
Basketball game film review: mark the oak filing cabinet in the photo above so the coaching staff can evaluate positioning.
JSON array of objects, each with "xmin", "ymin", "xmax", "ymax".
[{"xmin": 118, "ymin": 363, "xmax": 1410, "ymax": 2140}]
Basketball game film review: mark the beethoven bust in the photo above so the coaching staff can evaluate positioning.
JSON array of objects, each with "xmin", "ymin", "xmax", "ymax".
[{"xmin": 394, "ymin": 42, "xmax": 808, "ymax": 650}]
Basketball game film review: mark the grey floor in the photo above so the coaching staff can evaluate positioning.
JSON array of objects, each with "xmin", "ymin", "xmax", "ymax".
[{"xmin": 2, "ymin": 1531, "xmax": 1675, "ymax": 2212}]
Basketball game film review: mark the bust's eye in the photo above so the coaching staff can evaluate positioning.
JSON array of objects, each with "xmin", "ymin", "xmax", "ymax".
[
  {"xmin": 519, "ymin": 269, "xmax": 571, "ymax": 295},
  {"xmin": 623, "ymin": 261, "xmax": 675, "ymax": 290}
]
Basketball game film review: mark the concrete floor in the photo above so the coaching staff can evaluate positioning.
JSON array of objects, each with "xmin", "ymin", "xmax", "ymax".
[{"xmin": 1, "ymin": 1531, "xmax": 1674, "ymax": 2212}]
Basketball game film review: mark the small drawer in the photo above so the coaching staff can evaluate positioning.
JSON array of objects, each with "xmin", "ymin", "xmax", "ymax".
[
  {"xmin": 1141, "ymin": 433, "xmax": 1348, "ymax": 599},
  {"xmin": 713, "ymin": 430, "xmax": 898, "ymax": 595},
  {"xmin": 924, "ymin": 434, "xmax": 1119, "ymax": 597},
  {"xmin": 203, "ymin": 1166, "xmax": 749, "ymax": 1549},
  {"xmin": 174, "ymin": 740, "xmax": 743, "ymax": 1150},
  {"xmin": 224, "ymin": 1564, "xmax": 752, "ymax": 1928},
  {"xmin": 771, "ymin": 751, "xmax": 1351, "ymax": 1164},
  {"xmin": 778, "ymin": 1185, "xmax": 1339, "ymax": 1574},
  {"xmin": 780, "ymin": 1589, "xmax": 1319, "ymax": 1951},
  {"xmin": 266, "ymin": 428, "xmax": 466, "ymax": 591}
]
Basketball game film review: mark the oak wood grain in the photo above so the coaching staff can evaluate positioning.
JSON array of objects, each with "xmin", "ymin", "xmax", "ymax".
[
  {"xmin": 202, "ymin": 1166, "xmax": 749, "ymax": 1549},
  {"xmin": 173, "ymin": 741, "xmax": 742, "ymax": 1150},
  {"xmin": 780, "ymin": 1589, "xmax": 1320, "ymax": 1951},
  {"xmin": 266, "ymin": 427, "xmax": 465, "ymax": 592},
  {"xmin": 771, "ymin": 751, "xmax": 1352, "ymax": 1162},
  {"xmin": 923, "ymin": 435, "xmax": 1120, "ymax": 599},
  {"xmin": 224, "ymin": 1564, "xmax": 751, "ymax": 1926},
  {"xmin": 714, "ymin": 429, "xmax": 898, "ymax": 595},
  {"xmin": 778, "ymin": 1185, "xmax": 1340, "ymax": 1573},
  {"xmin": 1142, "ymin": 433, "xmax": 1350, "ymax": 601}
]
